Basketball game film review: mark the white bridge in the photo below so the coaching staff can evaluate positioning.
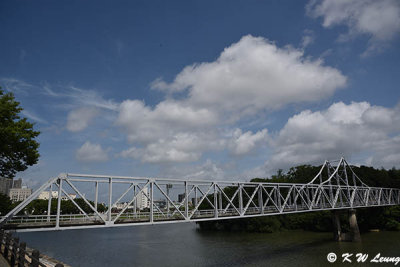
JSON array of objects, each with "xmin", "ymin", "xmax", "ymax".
[{"xmin": 1, "ymin": 158, "xmax": 399, "ymax": 232}]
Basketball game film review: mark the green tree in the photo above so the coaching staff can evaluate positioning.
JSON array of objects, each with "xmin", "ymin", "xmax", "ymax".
[
  {"xmin": 0, "ymin": 193, "xmax": 12, "ymax": 215},
  {"xmin": 0, "ymin": 87, "xmax": 40, "ymax": 178}
]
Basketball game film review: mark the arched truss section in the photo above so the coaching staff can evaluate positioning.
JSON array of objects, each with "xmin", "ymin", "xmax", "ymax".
[
  {"xmin": 307, "ymin": 158, "xmax": 369, "ymax": 187},
  {"xmin": 0, "ymin": 158, "xmax": 399, "ymax": 232}
]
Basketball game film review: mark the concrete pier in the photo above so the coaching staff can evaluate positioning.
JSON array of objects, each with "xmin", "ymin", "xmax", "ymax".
[
  {"xmin": 348, "ymin": 209, "xmax": 361, "ymax": 242},
  {"xmin": 332, "ymin": 209, "xmax": 362, "ymax": 242},
  {"xmin": 332, "ymin": 210, "xmax": 342, "ymax": 241}
]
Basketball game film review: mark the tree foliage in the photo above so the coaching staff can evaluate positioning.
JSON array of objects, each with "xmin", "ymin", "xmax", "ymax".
[
  {"xmin": 0, "ymin": 87, "xmax": 40, "ymax": 178},
  {"xmin": 0, "ymin": 193, "xmax": 12, "ymax": 215}
]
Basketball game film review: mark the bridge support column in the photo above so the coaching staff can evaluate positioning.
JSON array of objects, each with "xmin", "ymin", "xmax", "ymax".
[
  {"xmin": 332, "ymin": 210, "xmax": 342, "ymax": 241},
  {"xmin": 348, "ymin": 209, "xmax": 361, "ymax": 242}
]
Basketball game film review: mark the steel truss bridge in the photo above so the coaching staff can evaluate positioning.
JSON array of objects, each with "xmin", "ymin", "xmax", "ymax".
[{"xmin": 1, "ymin": 158, "xmax": 399, "ymax": 232}]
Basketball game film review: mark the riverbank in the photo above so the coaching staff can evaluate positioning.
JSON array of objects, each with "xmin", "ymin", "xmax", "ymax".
[
  {"xmin": 0, "ymin": 229, "xmax": 70, "ymax": 267},
  {"xmin": 0, "ymin": 253, "xmax": 10, "ymax": 267}
]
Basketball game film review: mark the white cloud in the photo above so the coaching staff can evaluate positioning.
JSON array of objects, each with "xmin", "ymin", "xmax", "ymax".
[
  {"xmin": 229, "ymin": 128, "xmax": 268, "ymax": 156},
  {"xmin": 66, "ymin": 107, "xmax": 99, "ymax": 132},
  {"xmin": 0, "ymin": 77, "xmax": 33, "ymax": 94},
  {"xmin": 307, "ymin": 0, "xmax": 400, "ymax": 55},
  {"xmin": 152, "ymin": 35, "xmax": 347, "ymax": 115},
  {"xmin": 76, "ymin": 141, "xmax": 109, "ymax": 163},
  {"xmin": 116, "ymin": 99, "xmax": 226, "ymax": 163},
  {"xmin": 301, "ymin": 29, "xmax": 315, "ymax": 49},
  {"xmin": 117, "ymin": 100, "xmax": 218, "ymax": 143},
  {"xmin": 21, "ymin": 110, "xmax": 48, "ymax": 124},
  {"xmin": 118, "ymin": 35, "xmax": 347, "ymax": 163},
  {"xmin": 264, "ymin": 101, "xmax": 400, "ymax": 171},
  {"xmin": 119, "ymin": 132, "xmax": 225, "ymax": 163},
  {"xmin": 43, "ymin": 85, "xmax": 119, "ymax": 111},
  {"xmin": 67, "ymin": 86, "xmax": 119, "ymax": 111},
  {"xmin": 161, "ymin": 159, "xmax": 229, "ymax": 180}
]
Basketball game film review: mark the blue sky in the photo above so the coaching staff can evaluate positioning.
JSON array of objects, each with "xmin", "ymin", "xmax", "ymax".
[{"xmin": 1, "ymin": 0, "xmax": 400, "ymax": 188}]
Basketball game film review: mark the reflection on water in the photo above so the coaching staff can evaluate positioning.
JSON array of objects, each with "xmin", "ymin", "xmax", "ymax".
[{"xmin": 16, "ymin": 223, "xmax": 400, "ymax": 267}]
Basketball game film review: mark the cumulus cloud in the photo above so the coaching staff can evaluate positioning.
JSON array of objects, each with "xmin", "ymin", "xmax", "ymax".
[
  {"xmin": 264, "ymin": 101, "xmax": 400, "ymax": 171},
  {"xmin": 119, "ymin": 132, "xmax": 225, "ymax": 163},
  {"xmin": 161, "ymin": 159, "xmax": 230, "ymax": 180},
  {"xmin": 66, "ymin": 107, "xmax": 99, "ymax": 132},
  {"xmin": 152, "ymin": 35, "xmax": 347, "ymax": 115},
  {"xmin": 229, "ymin": 128, "xmax": 268, "ymax": 156},
  {"xmin": 117, "ymin": 35, "xmax": 346, "ymax": 163},
  {"xmin": 117, "ymin": 100, "xmax": 218, "ymax": 143},
  {"xmin": 307, "ymin": 0, "xmax": 400, "ymax": 55},
  {"xmin": 76, "ymin": 141, "xmax": 109, "ymax": 162}
]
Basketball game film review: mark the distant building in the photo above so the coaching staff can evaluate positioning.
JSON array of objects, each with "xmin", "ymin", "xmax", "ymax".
[
  {"xmin": 0, "ymin": 177, "xmax": 22, "ymax": 195},
  {"xmin": 113, "ymin": 187, "xmax": 150, "ymax": 211},
  {"xmin": 12, "ymin": 178, "xmax": 22, "ymax": 189},
  {"xmin": 114, "ymin": 202, "xmax": 132, "ymax": 210},
  {"xmin": 9, "ymin": 187, "xmax": 32, "ymax": 202},
  {"xmin": 38, "ymin": 191, "xmax": 76, "ymax": 200},
  {"xmin": 178, "ymin": 193, "xmax": 185, "ymax": 203},
  {"xmin": 136, "ymin": 187, "xmax": 150, "ymax": 210},
  {"xmin": 0, "ymin": 178, "xmax": 12, "ymax": 195}
]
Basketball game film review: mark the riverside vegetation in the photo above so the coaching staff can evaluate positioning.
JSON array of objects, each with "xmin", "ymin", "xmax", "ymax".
[{"xmin": 197, "ymin": 164, "xmax": 400, "ymax": 233}]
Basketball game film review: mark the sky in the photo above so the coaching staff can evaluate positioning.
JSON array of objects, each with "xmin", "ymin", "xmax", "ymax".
[{"xmin": 1, "ymin": 0, "xmax": 400, "ymax": 189}]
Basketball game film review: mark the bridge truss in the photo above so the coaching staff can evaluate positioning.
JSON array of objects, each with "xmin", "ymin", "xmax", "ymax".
[{"xmin": 1, "ymin": 158, "xmax": 399, "ymax": 232}]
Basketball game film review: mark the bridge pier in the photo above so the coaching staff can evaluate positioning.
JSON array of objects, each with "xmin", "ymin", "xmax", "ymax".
[
  {"xmin": 348, "ymin": 209, "xmax": 361, "ymax": 242},
  {"xmin": 332, "ymin": 210, "xmax": 342, "ymax": 241},
  {"xmin": 331, "ymin": 209, "xmax": 361, "ymax": 242}
]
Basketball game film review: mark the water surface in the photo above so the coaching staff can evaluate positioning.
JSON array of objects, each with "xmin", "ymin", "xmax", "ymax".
[{"xmin": 17, "ymin": 223, "xmax": 400, "ymax": 267}]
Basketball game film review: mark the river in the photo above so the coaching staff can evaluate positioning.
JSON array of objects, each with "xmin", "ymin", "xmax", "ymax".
[{"xmin": 16, "ymin": 223, "xmax": 400, "ymax": 267}]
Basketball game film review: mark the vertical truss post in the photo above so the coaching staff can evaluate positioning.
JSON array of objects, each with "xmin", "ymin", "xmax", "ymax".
[
  {"xmin": 133, "ymin": 185, "xmax": 137, "ymax": 215},
  {"xmin": 293, "ymin": 187, "xmax": 297, "ymax": 210},
  {"xmin": 258, "ymin": 185, "xmax": 264, "ymax": 214},
  {"xmin": 94, "ymin": 182, "xmax": 99, "ymax": 211},
  {"xmin": 337, "ymin": 172, "xmax": 343, "ymax": 207},
  {"xmin": 277, "ymin": 185, "xmax": 282, "ymax": 212},
  {"xmin": 365, "ymin": 188, "xmax": 370, "ymax": 206},
  {"xmin": 194, "ymin": 186, "xmax": 198, "ymax": 207},
  {"xmin": 214, "ymin": 183, "xmax": 218, "ymax": 218},
  {"xmin": 238, "ymin": 183, "xmax": 243, "ymax": 216},
  {"xmin": 218, "ymin": 190, "xmax": 223, "ymax": 211},
  {"xmin": 378, "ymin": 188, "xmax": 382, "ymax": 206},
  {"xmin": 150, "ymin": 180, "xmax": 154, "ymax": 223},
  {"xmin": 184, "ymin": 181, "xmax": 189, "ymax": 219},
  {"xmin": 47, "ymin": 183, "xmax": 52, "ymax": 222},
  {"xmin": 108, "ymin": 178, "xmax": 112, "ymax": 222},
  {"xmin": 327, "ymin": 163, "xmax": 334, "ymax": 207},
  {"xmin": 56, "ymin": 178, "xmax": 63, "ymax": 228},
  {"xmin": 343, "ymin": 161, "xmax": 351, "ymax": 202}
]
